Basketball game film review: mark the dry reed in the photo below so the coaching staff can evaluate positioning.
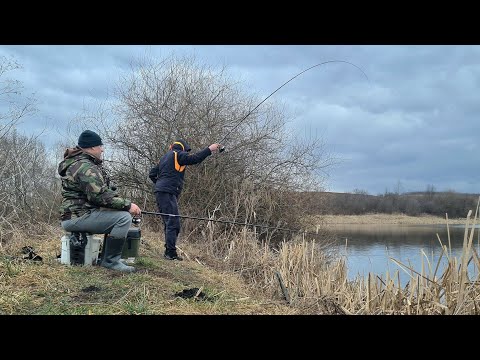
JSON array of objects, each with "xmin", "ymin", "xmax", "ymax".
[{"xmin": 190, "ymin": 198, "xmax": 480, "ymax": 314}]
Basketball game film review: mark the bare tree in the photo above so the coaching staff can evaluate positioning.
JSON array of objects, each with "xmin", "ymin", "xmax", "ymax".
[
  {"xmin": 0, "ymin": 56, "xmax": 37, "ymax": 139},
  {"xmin": 69, "ymin": 53, "xmax": 335, "ymax": 239},
  {"xmin": 425, "ymin": 184, "xmax": 436, "ymax": 200},
  {"xmin": 0, "ymin": 57, "xmax": 61, "ymax": 243}
]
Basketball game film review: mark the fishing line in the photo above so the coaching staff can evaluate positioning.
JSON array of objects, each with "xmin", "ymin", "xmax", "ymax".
[
  {"xmin": 141, "ymin": 210, "xmax": 315, "ymax": 235},
  {"xmin": 218, "ymin": 59, "xmax": 370, "ymax": 151},
  {"xmin": 144, "ymin": 61, "xmax": 369, "ymax": 236}
]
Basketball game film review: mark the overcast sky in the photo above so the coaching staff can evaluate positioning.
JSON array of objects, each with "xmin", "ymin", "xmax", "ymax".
[{"xmin": 0, "ymin": 45, "xmax": 479, "ymax": 195}]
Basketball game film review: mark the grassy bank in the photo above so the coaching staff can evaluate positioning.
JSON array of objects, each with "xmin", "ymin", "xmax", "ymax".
[
  {"xmin": 1, "ymin": 210, "xmax": 480, "ymax": 315},
  {"xmin": 0, "ymin": 225, "xmax": 298, "ymax": 315}
]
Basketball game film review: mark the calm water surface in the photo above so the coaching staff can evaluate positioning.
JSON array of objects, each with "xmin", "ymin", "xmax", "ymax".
[{"xmin": 327, "ymin": 223, "xmax": 480, "ymax": 286}]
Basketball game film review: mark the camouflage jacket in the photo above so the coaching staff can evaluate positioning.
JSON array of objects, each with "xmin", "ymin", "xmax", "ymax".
[{"xmin": 58, "ymin": 147, "xmax": 131, "ymax": 221}]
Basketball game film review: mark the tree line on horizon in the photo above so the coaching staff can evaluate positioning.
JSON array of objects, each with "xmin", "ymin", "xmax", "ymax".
[{"xmin": 296, "ymin": 187, "xmax": 479, "ymax": 218}]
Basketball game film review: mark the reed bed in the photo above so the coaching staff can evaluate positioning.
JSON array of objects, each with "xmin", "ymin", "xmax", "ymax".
[
  {"xmin": 196, "ymin": 199, "xmax": 480, "ymax": 314},
  {"xmin": 273, "ymin": 198, "xmax": 480, "ymax": 314}
]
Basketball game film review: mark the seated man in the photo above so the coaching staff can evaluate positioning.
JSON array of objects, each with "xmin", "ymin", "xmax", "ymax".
[{"xmin": 58, "ymin": 130, "xmax": 141, "ymax": 272}]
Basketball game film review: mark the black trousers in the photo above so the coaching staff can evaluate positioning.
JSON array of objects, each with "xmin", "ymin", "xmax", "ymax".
[{"xmin": 155, "ymin": 192, "xmax": 180, "ymax": 253}]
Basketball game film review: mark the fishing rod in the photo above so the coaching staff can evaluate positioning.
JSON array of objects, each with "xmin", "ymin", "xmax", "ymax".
[
  {"xmin": 218, "ymin": 59, "xmax": 370, "ymax": 152},
  {"xmin": 141, "ymin": 210, "xmax": 312, "ymax": 235}
]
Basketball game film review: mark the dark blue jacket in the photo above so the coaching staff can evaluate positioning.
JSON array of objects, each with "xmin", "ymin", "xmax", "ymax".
[{"xmin": 149, "ymin": 140, "xmax": 212, "ymax": 196}]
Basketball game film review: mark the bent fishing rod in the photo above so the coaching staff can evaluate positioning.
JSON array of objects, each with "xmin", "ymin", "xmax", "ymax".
[
  {"xmin": 141, "ymin": 210, "xmax": 314, "ymax": 235},
  {"xmin": 218, "ymin": 59, "xmax": 370, "ymax": 152}
]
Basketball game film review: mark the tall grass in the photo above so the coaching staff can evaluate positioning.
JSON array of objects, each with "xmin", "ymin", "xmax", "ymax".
[
  {"xmin": 188, "ymin": 198, "xmax": 480, "ymax": 314},
  {"xmin": 2, "ymin": 197, "xmax": 479, "ymax": 314}
]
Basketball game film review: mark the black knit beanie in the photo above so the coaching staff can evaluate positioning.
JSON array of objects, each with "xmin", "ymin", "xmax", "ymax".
[{"xmin": 78, "ymin": 130, "xmax": 103, "ymax": 148}]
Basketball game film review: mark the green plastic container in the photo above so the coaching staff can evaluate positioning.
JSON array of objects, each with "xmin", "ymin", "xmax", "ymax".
[{"xmin": 121, "ymin": 228, "xmax": 141, "ymax": 259}]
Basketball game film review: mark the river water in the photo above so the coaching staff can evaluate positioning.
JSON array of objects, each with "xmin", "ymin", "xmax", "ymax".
[{"xmin": 326, "ymin": 223, "xmax": 480, "ymax": 286}]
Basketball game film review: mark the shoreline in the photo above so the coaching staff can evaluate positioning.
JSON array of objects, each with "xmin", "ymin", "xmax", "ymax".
[{"xmin": 315, "ymin": 213, "xmax": 469, "ymax": 225}]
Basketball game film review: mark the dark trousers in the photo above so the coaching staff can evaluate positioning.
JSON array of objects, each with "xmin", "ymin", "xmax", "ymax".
[
  {"xmin": 62, "ymin": 209, "xmax": 132, "ymax": 239},
  {"xmin": 155, "ymin": 192, "xmax": 180, "ymax": 253}
]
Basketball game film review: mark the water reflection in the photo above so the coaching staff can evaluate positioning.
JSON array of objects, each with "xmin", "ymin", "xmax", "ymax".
[{"xmin": 326, "ymin": 224, "xmax": 480, "ymax": 286}]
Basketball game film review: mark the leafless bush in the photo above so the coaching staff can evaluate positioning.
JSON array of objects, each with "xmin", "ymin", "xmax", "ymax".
[
  {"xmin": 0, "ymin": 131, "xmax": 60, "ymax": 241},
  {"xmin": 68, "ymin": 52, "xmax": 334, "ymax": 240}
]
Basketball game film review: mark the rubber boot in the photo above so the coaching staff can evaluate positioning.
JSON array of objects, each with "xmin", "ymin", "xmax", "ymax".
[
  {"xmin": 98, "ymin": 251, "xmax": 128, "ymax": 265},
  {"xmin": 98, "ymin": 236, "xmax": 127, "ymax": 266},
  {"xmin": 100, "ymin": 236, "xmax": 135, "ymax": 272}
]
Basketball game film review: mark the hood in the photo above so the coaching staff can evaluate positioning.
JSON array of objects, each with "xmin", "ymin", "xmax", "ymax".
[
  {"xmin": 58, "ymin": 147, "xmax": 101, "ymax": 176},
  {"xmin": 172, "ymin": 139, "xmax": 191, "ymax": 152},
  {"xmin": 63, "ymin": 146, "xmax": 83, "ymax": 160}
]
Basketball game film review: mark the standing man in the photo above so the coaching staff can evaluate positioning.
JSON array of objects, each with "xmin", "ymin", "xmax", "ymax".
[
  {"xmin": 58, "ymin": 130, "xmax": 141, "ymax": 272},
  {"xmin": 149, "ymin": 139, "xmax": 221, "ymax": 260}
]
